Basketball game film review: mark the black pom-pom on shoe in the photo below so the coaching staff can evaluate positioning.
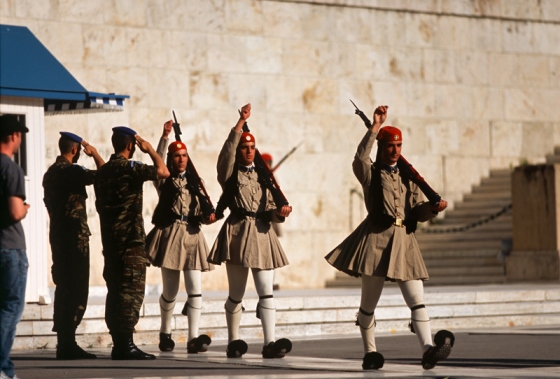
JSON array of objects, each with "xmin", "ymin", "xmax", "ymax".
[
  {"xmin": 362, "ymin": 351, "xmax": 384, "ymax": 370},
  {"xmin": 226, "ymin": 339, "xmax": 248, "ymax": 358},
  {"xmin": 187, "ymin": 334, "xmax": 212, "ymax": 353},
  {"xmin": 158, "ymin": 333, "xmax": 175, "ymax": 352},
  {"xmin": 421, "ymin": 330, "xmax": 454, "ymax": 370},
  {"xmin": 262, "ymin": 338, "xmax": 292, "ymax": 359}
]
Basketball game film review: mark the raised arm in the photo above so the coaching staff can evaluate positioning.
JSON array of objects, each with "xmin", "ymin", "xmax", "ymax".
[
  {"xmin": 81, "ymin": 140, "xmax": 105, "ymax": 169},
  {"xmin": 135, "ymin": 135, "xmax": 170, "ymax": 179},
  {"xmin": 352, "ymin": 105, "xmax": 389, "ymax": 185},
  {"xmin": 217, "ymin": 104, "xmax": 251, "ymax": 185},
  {"xmin": 234, "ymin": 103, "xmax": 251, "ymax": 133},
  {"xmin": 156, "ymin": 120, "xmax": 173, "ymax": 159}
]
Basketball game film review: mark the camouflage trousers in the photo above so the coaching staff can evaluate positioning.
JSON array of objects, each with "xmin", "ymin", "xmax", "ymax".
[
  {"xmin": 103, "ymin": 245, "xmax": 147, "ymax": 334},
  {"xmin": 50, "ymin": 235, "xmax": 90, "ymax": 333}
]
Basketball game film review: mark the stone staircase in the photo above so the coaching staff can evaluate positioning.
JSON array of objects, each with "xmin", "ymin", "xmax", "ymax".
[
  {"xmin": 417, "ymin": 169, "xmax": 512, "ymax": 286},
  {"xmin": 14, "ymin": 284, "xmax": 560, "ymax": 351},
  {"xmin": 326, "ymin": 168, "xmax": 514, "ymax": 288}
]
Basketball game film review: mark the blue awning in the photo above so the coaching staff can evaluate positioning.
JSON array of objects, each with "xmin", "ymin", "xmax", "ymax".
[{"xmin": 0, "ymin": 24, "xmax": 129, "ymax": 115}]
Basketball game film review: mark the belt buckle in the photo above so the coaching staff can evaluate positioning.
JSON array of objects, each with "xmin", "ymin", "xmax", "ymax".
[
  {"xmin": 180, "ymin": 214, "xmax": 186, "ymax": 222},
  {"xmin": 394, "ymin": 218, "xmax": 403, "ymax": 227}
]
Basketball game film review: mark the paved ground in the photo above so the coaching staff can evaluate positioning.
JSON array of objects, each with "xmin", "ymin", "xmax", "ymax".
[{"xmin": 9, "ymin": 325, "xmax": 560, "ymax": 378}]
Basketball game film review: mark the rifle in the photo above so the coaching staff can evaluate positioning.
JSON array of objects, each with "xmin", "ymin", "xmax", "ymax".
[
  {"xmin": 171, "ymin": 110, "xmax": 216, "ymax": 218},
  {"xmin": 241, "ymin": 120, "xmax": 290, "ymax": 208},
  {"xmin": 271, "ymin": 142, "xmax": 303, "ymax": 173},
  {"xmin": 349, "ymin": 100, "xmax": 442, "ymax": 206}
]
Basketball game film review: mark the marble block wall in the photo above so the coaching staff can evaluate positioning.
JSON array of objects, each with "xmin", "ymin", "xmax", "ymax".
[{"xmin": 2, "ymin": 0, "xmax": 560, "ymax": 289}]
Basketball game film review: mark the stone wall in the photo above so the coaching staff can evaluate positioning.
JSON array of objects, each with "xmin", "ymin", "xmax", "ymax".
[{"xmin": 2, "ymin": 0, "xmax": 560, "ymax": 290}]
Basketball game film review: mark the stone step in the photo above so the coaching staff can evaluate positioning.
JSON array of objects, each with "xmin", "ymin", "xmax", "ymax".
[
  {"xmin": 14, "ymin": 286, "xmax": 560, "ymax": 349},
  {"xmin": 440, "ymin": 213, "xmax": 511, "ymax": 225},
  {"xmin": 463, "ymin": 192, "xmax": 512, "ymax": 202},
  {"xmin": 426, "ymin": 265, "xmax": 503, "ymax": 277},
  {"xmin": 325, "ymin": 273, "xmax": 511, "ymax": 287},
  {"xmin": 326, "ymin": 266, "xmax": 507, "ymax": 283},
  {"xmin": 443, "ymin": 206, "xmax": 511, "ymax": 218},
  {"xmin": 454, "ymin": 199, "xmax": 511, "ymax": 210},
  {"xmin": 488, "ymin": 169, "xmax": 513, "ymax": 178},
  {"xmin": 424, "ymin": 275, "xmax": 507, "ymax": 285},
  {"xmin": 424, "ymin": 219, "xmax": 511, "ymax": 230},
  {"xmin": 418, "ymin": 239, "xmax": 503, "ymax": 250},
  {"xmin": 14, "ymin": 285, "xmax": 560, "ymax": 351},
  {"xmin": 423, "ymin": 256, "xmax": 499, "ymax": 267},
  {"xmin": 479, "ymin": 176, "xmax": 511, "ymax": 186},
  {"xmin": 471, "ymin": 185, "xmax": 511, "ymax": 194},
  {"xmin": 421, "ymin": 249, "xmax": 501, "ymax": 259},
  {"xmin": 416, "ymin": 230, "xmax": 512, "ymax": 242},
  {"xmin": 472, "ymin": 182, "xmax": 511, "ymax": 192}
]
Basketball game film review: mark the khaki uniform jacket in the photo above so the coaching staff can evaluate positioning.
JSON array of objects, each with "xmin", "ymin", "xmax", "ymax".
[
  {"xmin": 208, "ymin": 129, "xmax": 288, "ymax": 269},
  {"xmin": 145, "ymin": 138, "xmax": 213, "ymax": 271},
  {"xmin": 325, "ymin": 129, "xmax": 435, "ymax": 280}
]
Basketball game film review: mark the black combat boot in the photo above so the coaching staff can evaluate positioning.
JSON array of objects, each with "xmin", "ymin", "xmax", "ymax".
[
  {"xmin": 56, "ymin": 328, "xmax": 97, "ymax": 360},
  {"xmin": 111, "ymin": 333, "xmax": 156, "ymax": 360}
]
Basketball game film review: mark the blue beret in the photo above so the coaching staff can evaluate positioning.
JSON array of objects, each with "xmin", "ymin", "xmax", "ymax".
[
  {"xmin": 59, "ymin": 131, "xmax": 82, "ymax": 143},
  {"xmin": 112, "ymin": 126, "xmax": 137, "ymax": 136}
]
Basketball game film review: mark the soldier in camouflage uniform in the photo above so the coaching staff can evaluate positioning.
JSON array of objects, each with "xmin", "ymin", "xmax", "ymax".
[
  {"xmin": 94, "ymin": 126, "xmax": 169, "ymax": 360},
  {"xmin": 43, "ymin": 132, "xmax": 104, "ymax": 360}
]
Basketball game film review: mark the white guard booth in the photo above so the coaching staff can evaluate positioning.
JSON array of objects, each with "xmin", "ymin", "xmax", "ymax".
[{"xmin": 0, "ymin": 24, "xmax": 129, "ymax": 304}]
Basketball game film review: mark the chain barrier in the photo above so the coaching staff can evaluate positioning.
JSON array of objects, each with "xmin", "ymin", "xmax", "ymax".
[{"xmin": 419, "ymin": 203, "xmax": 512, "ymax": 234}]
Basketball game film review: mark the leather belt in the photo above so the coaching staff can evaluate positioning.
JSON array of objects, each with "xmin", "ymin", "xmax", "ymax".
[
  {"xmin": 173, "ymin": 214, "xmax": 202, "ymax": 225},
  {"xmin": 230, "ymin": 208, "xmax": 271, "ymax": 223}
]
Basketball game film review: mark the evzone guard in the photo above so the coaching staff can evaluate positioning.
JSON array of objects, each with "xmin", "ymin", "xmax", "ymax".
[
  {"xmin": 326, "ymin": 104, "xmax": 455, "ymax": 370},
  {"xmin": 146, "ymin": 119, "xmax": 217, "ymax": 354},
  {"xmin": 208, "ymin": 103, "xmax": 293, "ymax": 359}
]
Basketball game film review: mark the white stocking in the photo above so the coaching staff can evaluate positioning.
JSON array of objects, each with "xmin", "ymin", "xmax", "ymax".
[
  {"xmin": 225, "ymin": 264, "xmax": 249, "ymax": 342},
  {"xmin": 252, "ymin": 269, "xmax": 275, "ymax": 345},
  {"xmin": 160, "ymin": 268, "xmax": 180, "ymax": 334},
  {"xmin": 184, "ymin": 269, "xmax": 202, "ymax": 341},
  {"xmin": 398, "ymin": 280, "xmax": 433, "ymax": 352},
  {"xmin": 359, "ymin": 275, "xmax": 385, "ymax": 353}
]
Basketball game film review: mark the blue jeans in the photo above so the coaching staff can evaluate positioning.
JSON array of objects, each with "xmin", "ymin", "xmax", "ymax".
[{"xmin": 0, "ymin": 249, "xmax": 28, "ymax": 378}]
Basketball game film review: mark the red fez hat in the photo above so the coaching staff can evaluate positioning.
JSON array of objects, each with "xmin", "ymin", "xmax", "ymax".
[
  {"xmin": 240, "ymin": 132, "xmax": 255, "ymax": 144},
  {"xmin": 168, "ymin": 141, "xmax": 187, "ymax": 153},
  {"xmin": 377, "ymin": 126, "xmax": 402, "ymax": 142},
  {"xmin": 260, "ymin": 153, "xmax": 272, "ymax": 163}
]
